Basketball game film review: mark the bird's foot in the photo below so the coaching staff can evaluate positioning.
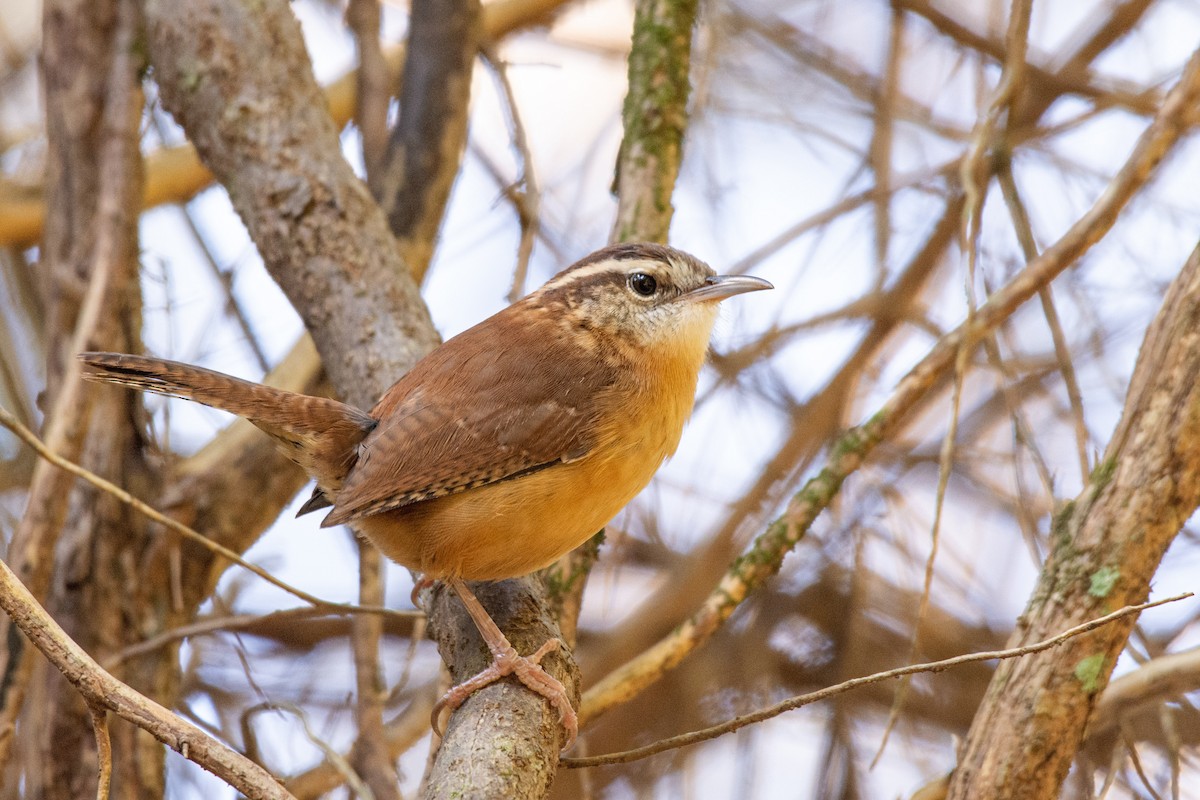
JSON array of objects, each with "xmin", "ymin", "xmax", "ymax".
[
  {"xmin": 410, "ymin": 575, "xmax": 436, "ymax": 609},
  {"xmin": 431, "ymin": 636, "xmax": 578, "ymax": 751}
]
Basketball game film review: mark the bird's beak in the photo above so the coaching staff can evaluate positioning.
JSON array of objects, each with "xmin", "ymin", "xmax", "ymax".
[{"xmin": 682, "ymin": 274, "xmax": 774, "ymax": 304}]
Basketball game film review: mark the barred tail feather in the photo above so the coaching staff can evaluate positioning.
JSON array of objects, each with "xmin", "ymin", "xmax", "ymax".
[{"xmin": 79, "ymin": 352, "xmax": 377, "ymax": 488}]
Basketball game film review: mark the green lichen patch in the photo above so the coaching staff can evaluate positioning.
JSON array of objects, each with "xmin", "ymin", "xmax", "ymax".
[
  {"xmin": 1089, "ymin": 457, "xmax": 1117, "ymax": 490},
  {"xmin": 1088, "ymin": 566, "xmax": 1120, "ymax": 598},
  {"xmin": 1074, "ymin": 653, "xmax": 1106, "ymax": 694}
]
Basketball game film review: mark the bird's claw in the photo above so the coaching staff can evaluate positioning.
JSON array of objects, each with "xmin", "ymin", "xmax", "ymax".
[{"xmin": 431, "ymin": 637, "xmax": 578, "ymax": 751}]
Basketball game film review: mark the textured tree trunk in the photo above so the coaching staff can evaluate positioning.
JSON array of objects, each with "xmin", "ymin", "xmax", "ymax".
[
  {"xmin": 949, "ymin": 240, "xmax": 1200, "ymax": 798},
  {"xmin": 20, "ymin": 0, "xmax": 155, "ymax": 796}
]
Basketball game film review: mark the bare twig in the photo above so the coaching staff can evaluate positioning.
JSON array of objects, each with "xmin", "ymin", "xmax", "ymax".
[
  {"xmin": 997, "ymin": 164, "xmax": 1091, "ymax": 483},
  {"xmin": 0, "ymin": 404, "xmax": 415, "ymax": 622},
  {"xmin": 0, "ymin": 551, "xmax": 295, "ymax": 798},
  {"xmin": 178, "ymin": 206, "xmax": 272, "ymax": 373},
  {"xmin": 868, "ymin": 6, "xmax": 903, "ymax": 278},
  {"xmin": 248, "ymin": 702, "xmax": 377, "ymax": 800},
  {"xmin": 725, "ymin": 161, "xmax": 957, "ymax": 275},
  {"xmin": 285, "ymin": 691, "xmax": 436, "ymax": 799},
  {"xmin": 346, "ymin": 0, "xmax": 390, "ymax": 183},
  {"xmin": 561, "ymin": 594, "xmax": 1191, "ymax": 768},
  {"xmin": 1123, "ymin": 732, "xmax": 1164, "ymax": 800},
  {"xmin": 89, "ymin": 702, "xmax": 113, "ymax": 800},
  {"xmin": 350, "ymin": 542, "xmax": 400, "ymax": 800},
  {"xmin": 581, "ymin": 41, "xmax": 1200, "ymax": 723},
  {"xmin": 480, "ymin": 44, "xmax": 541, "ymax": 304},
  {"xmin": 102, "ymin": 606, "xmax": 421, "ymax": 668},
  {"xmin": 144, "ymin": 109, "xmax": 271, "ymax": 372}
]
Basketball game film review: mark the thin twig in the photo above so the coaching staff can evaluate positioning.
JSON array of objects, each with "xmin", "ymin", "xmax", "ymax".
[
  {"xmin": 285, "ymin": 690, "xmax": 436, "ymax": 799},
  {"xmin": 346, "ymin": 0, "xmax": 390, "ymax": 184},
  {"xmin": 1097, "ymin": 741, "xmax": 1124, "ymax": 799},
  {"xmin": 726, "ymin": 161, "xmax": 957, "ymax": 275},
  {"xmin": 481, "ymin": 44, "xmax": 541, "ymax": 304},
  {"xmin": 1123, "ymin": 730, "xmax": 1165, "ymax": 800},
  {"xmin": 179, "ymin": 207, "xmax": 272, "ymax": 372},
  {"xmin": 876, "ymin": 0, "xmax": 1035, "ymax": 761},
  {"xmin": 350, "ymin": 541, "xmax": 399, "ymax": 800},
  {"xmin": 0, "ymin": 550, "xmax": 295, "ymax": 798},
  {"xmin": 562, "ymin": 593, "xmax": 1191, "ymax": 768},
  {"xmin": 101, "ymin": 605, "xmax": 420, "ymax": 668},
  {"xmin": 89, "ymin": 701, "xmax": 112, "ymax": 800},
  {"xmin": 0, "ymin": 404, "xmax": 412, "ymax": 622},
  {"xmin": 580, "ymin": 43, "xmax": 1200, "ymax": 722},
  {"xmin": 983, "ymin": 327, "xmax": 1059, "ymax": 508},
  {"xmin": 997, "ymin": 163, "xmax": 1092, "ymax": 483},
  {"xmin": 867, "ymin": 6, "xmax": 903, "ymax": 281},
  {"xmin": 146, "ymin": 107, "xmax": 271, "ymax": 372},
  {"xmin": 1162, "ymin": 704, "xmax": 1182, "ymax": 800},
  {"xmin": 250, "ymin": 702, "xmax": 374, "ymax": 800}
]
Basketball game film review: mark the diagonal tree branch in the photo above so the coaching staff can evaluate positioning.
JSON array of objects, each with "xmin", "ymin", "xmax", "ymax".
[
  {"xmin": 580, "ymin": 42, "xmax": 1200, "ymax": 725},
  {"xmin": 376, "ymin": 0, "xmax": 481, "ymax": 280},
  {"xmin": 0, "ymin": 0, "xmax": 577, "ymax": 250},
  {"xmin": 0, "ymin": 552, "xmax": 294, "ymax": 799},
  {"xmin": 143, "ymin": 0, "xmax": 439, "ymax": 404},
  {"xmin": 948, "ymin": 196, "xmax": 1200, "ymax": 799}
]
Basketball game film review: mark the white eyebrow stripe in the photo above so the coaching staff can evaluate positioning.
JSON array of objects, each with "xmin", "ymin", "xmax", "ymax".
[
  {"xmin": 540, "ymin": 262, "xmax": 623, "ymax": 292},
  {"xmin": 539, "ymin": 258, "xmax": 662, "ymax": 293}
]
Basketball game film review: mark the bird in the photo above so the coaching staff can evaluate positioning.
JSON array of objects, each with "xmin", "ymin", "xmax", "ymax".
[{"xmin": 79, "ymin": 241, "xmax": 772, "ymax": 750}]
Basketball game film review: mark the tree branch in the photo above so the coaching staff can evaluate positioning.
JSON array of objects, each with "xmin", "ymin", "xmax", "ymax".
[
  {"xmin": 580, "ymin": 42, "xmax": 1200, "ymax": 724},
  {"xmin": 611, "ymin": 0, "xmax": 698, "ymax": 243},
  {"xmin": 349, "ymin": 543, "xmax": 400, "ymax": 800},
  {"xmin": 949, "ymin": 149, "xmax": 1200, "ymax": 798},
  {"xmin": 0, "ymin": 552, "xmax": 294, "ymax": 799},
  {"xmin": 376, "ymin": 0, "xmax": 481, "ymax": 280},
  {"xmin": 562, "ymin": 594, "xmax": 1190, "ymax": 768},
  {"xmin": 423, "ymin": 578, "xmax": 579, "ymax": 799},
  {"xmin": 0, "ymin": 0, "xmax": 577, "ymax": 250},
  {"xmin": 143, "ymin": 0, "xmax": 439, "ymax": 404}
]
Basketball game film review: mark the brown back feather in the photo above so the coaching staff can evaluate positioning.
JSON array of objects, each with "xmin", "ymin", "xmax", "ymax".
[{"xmin": 321, "ymin": 301, "xmax": 621, "ymax": 526}]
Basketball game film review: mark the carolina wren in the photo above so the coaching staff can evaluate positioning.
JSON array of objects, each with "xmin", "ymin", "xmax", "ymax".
[{"xmin": 80, "ymin": 242, "xmax": 771, "ymax": 749}]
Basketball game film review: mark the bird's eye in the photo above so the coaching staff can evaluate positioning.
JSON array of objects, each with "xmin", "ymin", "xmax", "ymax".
[{"xmin": 628, "ymin": 272, "xmax": 658, "ymax": 297}]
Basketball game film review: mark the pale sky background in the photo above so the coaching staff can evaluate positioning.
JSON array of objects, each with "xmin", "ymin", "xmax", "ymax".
[{"xmin": 4, "ymin": 0, "xmax": 1200, "ymax": 797}]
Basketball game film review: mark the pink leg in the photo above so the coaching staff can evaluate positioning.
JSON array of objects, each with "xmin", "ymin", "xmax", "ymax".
[{"xmin": 431, "ymin": 578, "xmax": 578, "ymax": 750}]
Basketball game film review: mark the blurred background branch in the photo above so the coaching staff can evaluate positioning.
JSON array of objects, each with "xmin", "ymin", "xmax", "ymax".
[{"xmin": 2, "ymin": 0, "xmax": 1200, "ymax": 798}]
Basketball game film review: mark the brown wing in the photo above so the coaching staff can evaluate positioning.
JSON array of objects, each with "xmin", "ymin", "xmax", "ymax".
[{"xmin": 320, "ymin": 304, "xmax": 619, "ymax": 527}]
